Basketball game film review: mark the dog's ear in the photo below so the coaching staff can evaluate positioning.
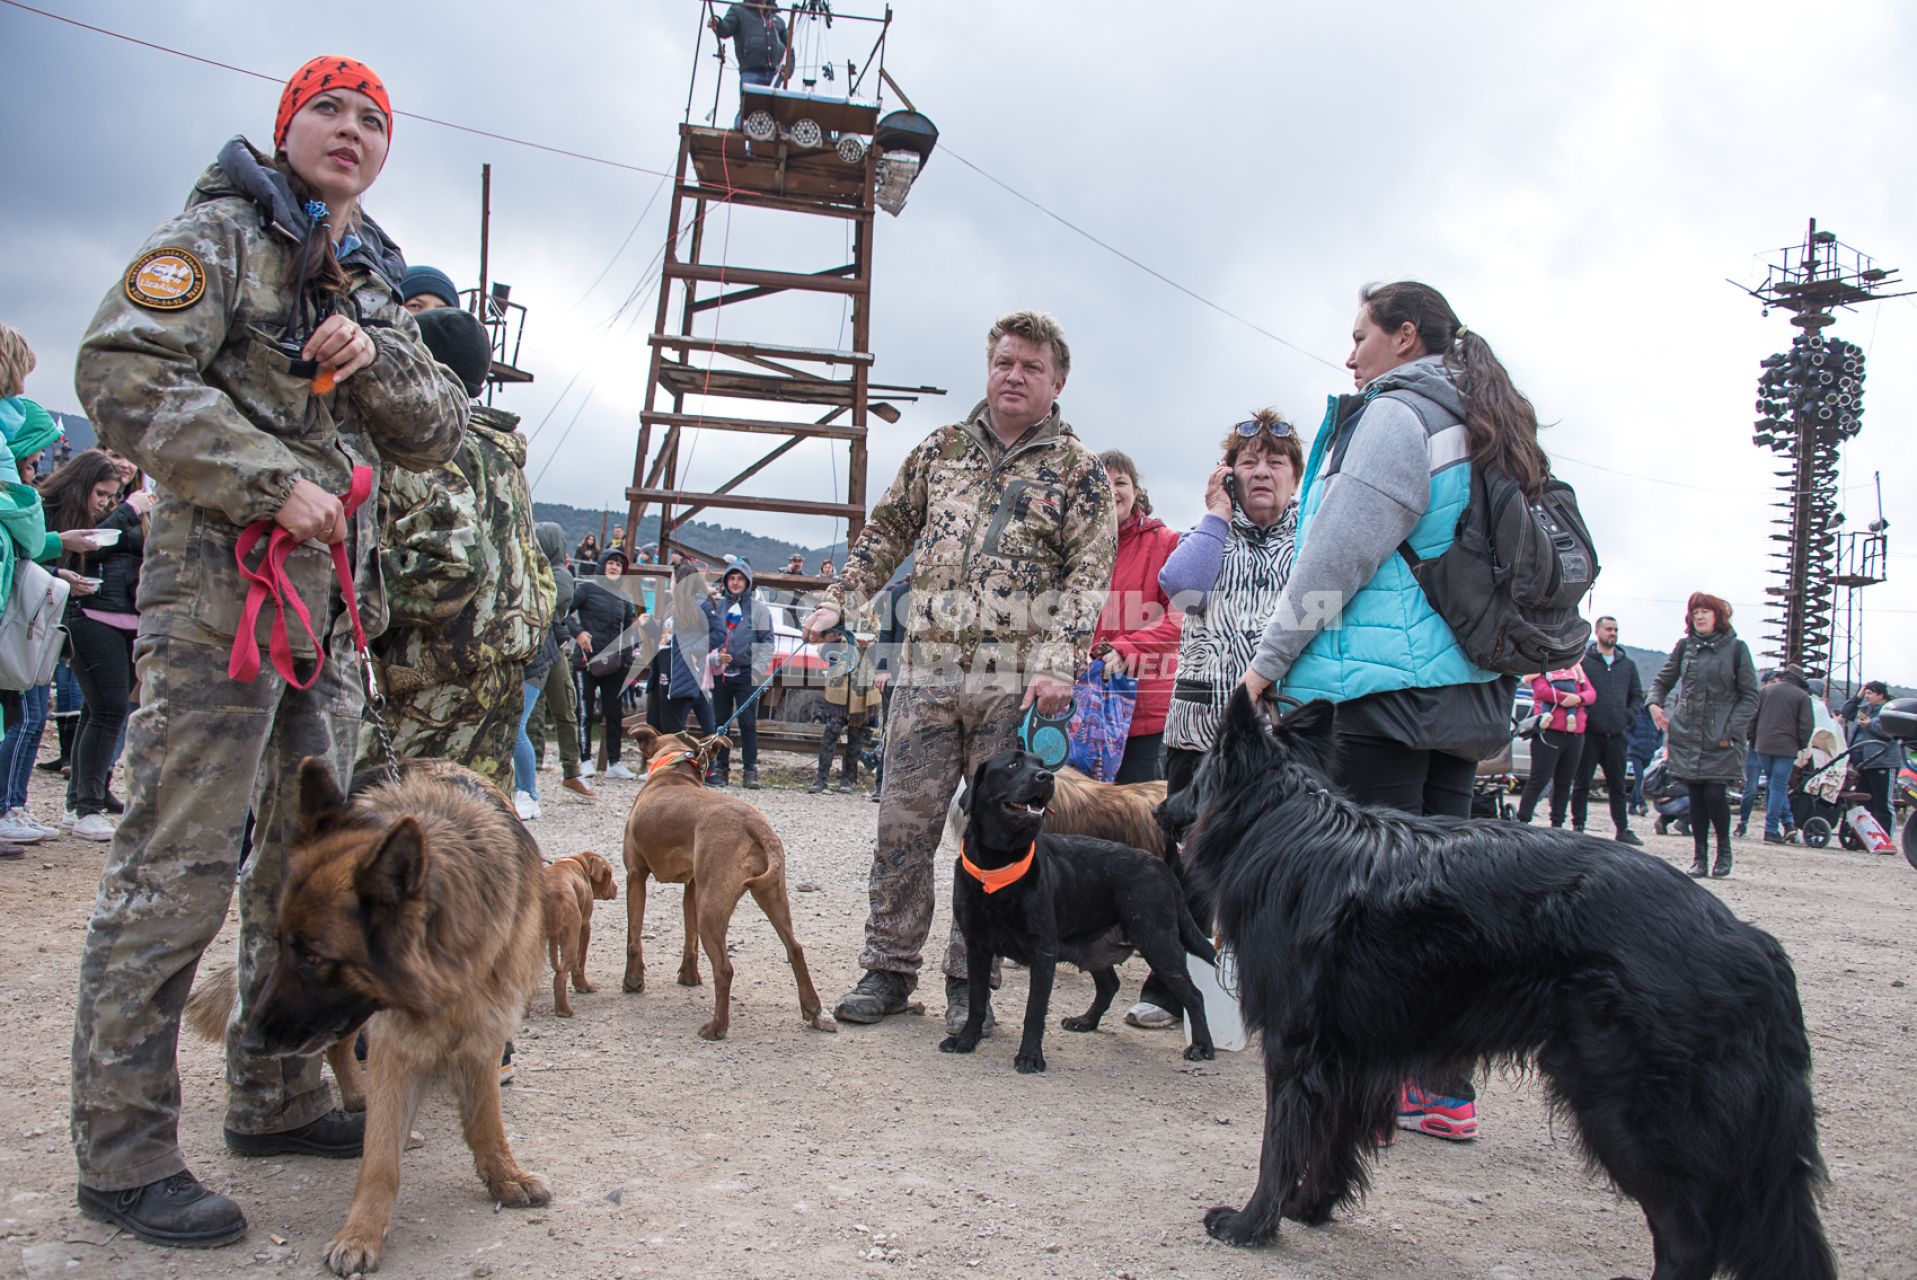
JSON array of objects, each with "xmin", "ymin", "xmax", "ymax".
[
  {"xmin": 1279, "ymin": 698, "xmax": 1337, "ymax": 745},
  {"xmin": 1221, "ymin": 684, "xmax": 1273, "ymax": 744},
  {"xmin": 959, "ymin": 759, "xmax": 991, "ymax": 816},
  {"xmin": 296, "ymin": 757, "xmax": 349, "ymax": 840},
  {"xmin": 628, "ymin": 725, "xmax": 660, "ymax": 754},
  {"xmin": 355, "ymin": 817, "xmax": 428, "ymax": 913}
]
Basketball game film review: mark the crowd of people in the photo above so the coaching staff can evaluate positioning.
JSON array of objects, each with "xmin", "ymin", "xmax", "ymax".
[{"xmin": 3, "ymin": 49, "xmax": 1904, "ymax": 1258}]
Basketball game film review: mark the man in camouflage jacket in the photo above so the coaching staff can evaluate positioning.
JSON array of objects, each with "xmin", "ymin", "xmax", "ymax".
[
  {"xmin": 360, "ymin": 307, "xmax": 554, "ymax": 784},
  {"xmin": 804, "ymin": 310, "xmax": 1116, "ymax": 1031}
]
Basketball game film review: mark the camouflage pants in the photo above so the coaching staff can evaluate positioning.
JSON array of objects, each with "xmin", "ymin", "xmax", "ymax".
[
  {"xmin": 358, "ymin": 660, "xmax": 522, "ymax": 784},
  {"xmin": 538, "ymin": 654, "xmax": 581, "ymax": 778},
  {"xmin": 71, "ymin": 630, "xmax": 358, "ymax": 1191},
  {"xmin": 861, "ymin": 679, "xmax": 1024, "ymax": 983}
]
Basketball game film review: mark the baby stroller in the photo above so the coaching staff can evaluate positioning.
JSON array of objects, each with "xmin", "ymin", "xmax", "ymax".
[
  {"xmin": 1641, "ymin": 749, "xmax": 1691, "ymax": 837},
  {"xmin": 1789, "ymin": 750, "xmax": 1881, "ymax": 851}
]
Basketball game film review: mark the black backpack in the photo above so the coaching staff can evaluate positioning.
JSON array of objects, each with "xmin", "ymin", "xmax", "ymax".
[{"xmin": 1388, "ymin": 398, "xmax": 1600, "ymax": 674}]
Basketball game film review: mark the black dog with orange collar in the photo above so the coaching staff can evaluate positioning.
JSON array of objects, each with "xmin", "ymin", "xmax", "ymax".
[{"xmin": 942, "ymin": 749, "xmax": 1218, "ymax": 1074}]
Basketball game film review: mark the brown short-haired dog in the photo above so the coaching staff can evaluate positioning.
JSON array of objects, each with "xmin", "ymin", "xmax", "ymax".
[
  {"xmin": 545, "ymin": 851, "xmax": 617, "ymax": 1017},
  {"xmin": 622, "ymin": 726, "xmax": 835, "ymax": 1040}
]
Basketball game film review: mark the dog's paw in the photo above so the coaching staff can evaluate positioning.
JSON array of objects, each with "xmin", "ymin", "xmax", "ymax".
[
  {"xmin": 574, "ymin": 978, "xmax": 596, "ymax": 993},
  {"xmin": 1184, "ymin": 1042, "xmax": 1216, "ymax": 1062},
  {"xmin": 697, "ymin": 1019, "xmax": 728, "ymax": 1041},
  {"xmin": 677, "ymin": 966, "xmax": 702, "ymax": 987},
  {"xmin": 554, "ymin": 1004, "xmax": 574, "ymax": 1018},
  {"xmin": 621, "ymin": 972, "xmax": 645, "ymax": 993},
  {"xmin": 325, "ymin": 1231, "xmax": 383, "ymax": 1276},
  {"xmin": 1060, "ymin": 1015, "xmax": 1098, "ymax": 1033},
  {"xmin": 1283, "ymin": 1195, "xmax": 1336, "ymax": 1227},
  {"xmin": 937, "ymin": 1034, "xmax": 976, "ymax": 1055},
  {"xmin": 489, "ymin": 1169, "xmax": 551, "ymax": 1208},
  {"xmin": 1203, "ymin": 1204, "xmax": 1274, "ymax": 1247},
  {"xmin": 1013, "ymin": 1049, "xmax": 1046, "ymax": 1074},
  {"xmin": 808, "ymin": 1011, "xmax": 839, "ymax": 1033}
]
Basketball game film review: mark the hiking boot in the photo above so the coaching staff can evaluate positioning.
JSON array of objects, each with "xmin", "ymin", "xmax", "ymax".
[
  {"xmin": 1712, "ymin": 845, "xmax": 1733, "ymax": 878},
  {"xmin": 808, "ymin": 769, "xmax": 831, "ymax": 795},
  {"xmin": 1396, "ymin": 1085, "xmax": 1478, "ymax": 1141},
  {"xmin": 225, "ymin": 1108, "xmax": 364, "ymax": 1159},
  {"xmin": 77, "ymin": 1172, "xmax": 246, "ymax": 1248},
  {"xmin": 1614, "ymin": 829, "xmax": 1644, "ymax": 847},
  {"xmin": 1687, "ymin": 853, "xmax": 1709, "ymax": 877},
  {"xmin": 834, "ymin": 970, "xmax": 913, "ymax": 1024},
  {"xmin": 742, "ymin": 768, "xmax": 761, "ymax": 791},
  {"xmin": 944, "ymin": 975, "xmax": 996, "ymax": 1038}
]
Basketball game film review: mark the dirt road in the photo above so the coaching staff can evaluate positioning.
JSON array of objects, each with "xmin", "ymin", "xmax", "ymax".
[{"xmin": 3, "ymin": 756, "xmax": 1913, "ymax": 1279}]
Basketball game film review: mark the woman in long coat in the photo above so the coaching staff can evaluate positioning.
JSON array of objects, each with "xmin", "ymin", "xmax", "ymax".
[{"xmin": 1649, "ymin": 591, "xmax": 1760, "ymax": 878}]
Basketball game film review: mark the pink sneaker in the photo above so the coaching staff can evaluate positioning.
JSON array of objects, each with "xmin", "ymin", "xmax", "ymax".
[{"xmin": 1396, "ymin": 1083, "xmax": 1479, "ymax": 1141}]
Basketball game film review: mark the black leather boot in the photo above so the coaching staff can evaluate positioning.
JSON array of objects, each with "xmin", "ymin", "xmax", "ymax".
[
  {"xmin": 77, "ymin": 1172, "xmax": 247, "ymax": 1248},
  {"xmin": 1688, "ymin": 848, "xmax": 1709, "ymax": 877},
  {"xmin": 1711, "ymin": 841, "xmax": 1733, "ymax": 878}
]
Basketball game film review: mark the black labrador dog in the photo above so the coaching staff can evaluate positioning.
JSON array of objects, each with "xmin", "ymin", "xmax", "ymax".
[
  {"xmin": 1162, "ymin": 690, "xmax": 1833, "ymax": 1280},
  {"xmin": 941, "ymin": 749, "xmax": 1216, "ymax": 1074}
]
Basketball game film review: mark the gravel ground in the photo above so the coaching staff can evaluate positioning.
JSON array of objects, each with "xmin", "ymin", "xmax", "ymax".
[{"xmin": 2, "ymin": 747, "xmax": 1914, "ymax": 1280}]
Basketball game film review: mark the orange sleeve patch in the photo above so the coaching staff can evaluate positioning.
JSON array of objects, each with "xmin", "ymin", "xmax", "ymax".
[{"xmin": 124, "ymin": 248, "xmax": 207, "ymax": 311}]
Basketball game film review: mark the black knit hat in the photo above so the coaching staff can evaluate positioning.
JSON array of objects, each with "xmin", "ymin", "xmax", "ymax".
[{"xmin": 412, "ymin": 306, "xmax": 492, "ymax": 397}]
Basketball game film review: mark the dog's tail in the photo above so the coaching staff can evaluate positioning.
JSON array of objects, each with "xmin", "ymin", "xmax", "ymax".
[
  {"xmin": 1177, "ymin": 898, "xmax": 1216, "ymax": 966},
  {"xmin": 183, "ymin": 962, "xmax": 239, "ymax": 1044},
  {"xmin": 544, "ymin": 889, "xmax": 567, "ymax": 973}
]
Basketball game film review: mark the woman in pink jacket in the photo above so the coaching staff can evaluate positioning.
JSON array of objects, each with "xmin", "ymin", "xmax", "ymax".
[
  {"xmin": 1516, "ymin": 661, "xmax": 1597, "ymax": 827},
  {"xmin": 1090, "ymin": 451, "xmax": 1181, "ymax": 782}
]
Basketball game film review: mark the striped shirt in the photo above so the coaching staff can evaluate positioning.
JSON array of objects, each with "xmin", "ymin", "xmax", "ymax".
[{"xmin": 1163, "ymin": 504, "xmax": 1298, "ymax": 752}]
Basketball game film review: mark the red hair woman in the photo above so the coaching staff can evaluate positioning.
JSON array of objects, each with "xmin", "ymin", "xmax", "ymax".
[{"xmin": 1648, "ymin": 592, "xmax": 1760, "ymax": 877}]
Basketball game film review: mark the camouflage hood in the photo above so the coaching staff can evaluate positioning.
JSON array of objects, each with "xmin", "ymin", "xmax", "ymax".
[{"xmin": 211, "ymin": 137, "xmax": 408, "ymax": 290}]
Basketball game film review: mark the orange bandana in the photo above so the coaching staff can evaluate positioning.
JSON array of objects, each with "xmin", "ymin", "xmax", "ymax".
[
  {"xmin": 959, "ymin": 841, "xmax": 1036, "ymax": 894},
  {"xmin": 647, "ymin": 751, "xmax": 689, "ymax": 779},
  {"xmin": 276, "ymin": 56, "xmax": 392, "ymax": 151}
]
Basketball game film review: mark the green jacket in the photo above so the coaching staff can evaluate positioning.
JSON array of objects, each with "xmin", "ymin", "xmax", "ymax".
[
  {"xmin": 375, "ymin": 404, "xmax": 555, "ymax": 693},
  {"xmin": 74, "ymin": 139, "xmax": 468, "ymax": 656},
  {"xmin": 826, "ymin": 400, "xmax": 1115, "ymax": 685}
]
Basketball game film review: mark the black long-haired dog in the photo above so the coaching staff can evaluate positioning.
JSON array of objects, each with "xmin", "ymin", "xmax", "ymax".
[{"xmin": 1162, "ymin": 690, "xmax": 1833, "ymax": 1280}]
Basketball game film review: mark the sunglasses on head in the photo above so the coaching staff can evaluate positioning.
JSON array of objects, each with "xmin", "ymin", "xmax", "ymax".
[{"xmin": 1232, "ymin": 419, "xmax": 1294, "ymax": 439}]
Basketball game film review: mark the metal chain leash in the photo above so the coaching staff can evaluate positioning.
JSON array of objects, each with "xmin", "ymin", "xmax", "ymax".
[{"xmin": 356, "ymin": 643, "xmax": 402, "ymax": 782}]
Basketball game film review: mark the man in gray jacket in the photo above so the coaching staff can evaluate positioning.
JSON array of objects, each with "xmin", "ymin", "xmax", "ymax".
[{"xmin": 1747, "ymin": 666, "xmax": 1814, "ymax": 842}]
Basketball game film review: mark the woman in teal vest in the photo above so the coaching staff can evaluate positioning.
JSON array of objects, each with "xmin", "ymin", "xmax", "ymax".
[{"xmin": 1241, "ymin": 281, "xmax": 1554, "ymax": 1144}]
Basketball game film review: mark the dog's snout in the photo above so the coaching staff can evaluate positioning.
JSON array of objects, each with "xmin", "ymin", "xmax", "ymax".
[
  {"xmin": 1035, "ymin": 769, "xmax": 1054, "ymax": 786},
  {"xmin": 238, "ymin": 1022, "xmax": 270, "ymax": 1057}
]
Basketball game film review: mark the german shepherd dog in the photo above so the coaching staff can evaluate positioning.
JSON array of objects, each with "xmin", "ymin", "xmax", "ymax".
[
  {"xmin": 185, "ymin": 962, "xmax": 365, "ymax": 1113},
  {"xmin": 941, "ymin": 750, "xmax": 1216, "ymax": 1074},
  {"xmin": 1164, "ymin": 691, "xmax": 1834, "ymax": 1280},
  {"xmin": 242, "ymin": 758, "xmax": 550, "ymax": 1277}
]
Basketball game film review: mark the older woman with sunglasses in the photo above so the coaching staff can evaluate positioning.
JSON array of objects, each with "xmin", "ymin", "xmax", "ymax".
[{"xmin": 1125, "ymin": 411, "xmax": 1300, "ymax": 1031}]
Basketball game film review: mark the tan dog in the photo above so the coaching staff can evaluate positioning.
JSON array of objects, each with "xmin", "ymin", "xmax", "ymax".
[
  {"xmin": 242, "ymin": 758, "xmax": 548, "ymax": 1276},
  {"xmin": 545, "ymin": 851, "xmax": 617, "ymax": 1016},
  {"xmin": 621, "ymin": 726, "xmax": 835, "ymax": 1040}
]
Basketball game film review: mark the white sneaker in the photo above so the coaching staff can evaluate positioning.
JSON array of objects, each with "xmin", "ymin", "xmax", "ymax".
[
  {"xmin": 604, "ymin": 762, "xmax": 637, "ymax": 781},
  {"xmin": 513, "ymin": 791, "xmax": 541, "ymax": 821},
  {"xmin": 0, "ymin": 815, "xmax": 46, "ymax": 843},
  {"xmin": 1124, "ymin": 1001, "xmax": 1178, "ymax": 1030},
  {"xmin": 8, "ymin": 807, "xmax": 59, "ymax": 838},
  {"xmin": 577, "ymin": 761, "xmax": 595, "ymax": 778},
  {"xmin": 71, "ymin": 812, "xmax": 116, "ymax": 842},
  {"xmin": 60, "ymin": 810, "xmax": 78, "ymax": 831}
]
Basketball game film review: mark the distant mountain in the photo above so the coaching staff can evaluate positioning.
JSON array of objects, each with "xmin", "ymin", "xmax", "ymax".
[{"xmin": 530, "ymin": 501, "xmax": 843, "ymax": 572}]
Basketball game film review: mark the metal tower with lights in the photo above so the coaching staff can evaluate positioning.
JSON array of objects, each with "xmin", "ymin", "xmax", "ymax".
[{"xmin": 1735, "ymin": 218, "xmax": 1907, "ymax": 685}]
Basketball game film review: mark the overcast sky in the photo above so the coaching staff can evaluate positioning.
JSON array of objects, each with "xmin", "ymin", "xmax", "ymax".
[{"xmin": 4, "ymin": 0, "xmax": 1915, "ymax": 685}]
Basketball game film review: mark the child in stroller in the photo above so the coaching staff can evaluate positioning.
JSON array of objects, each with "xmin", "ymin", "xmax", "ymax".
[{"xmin": 1642, "ymin": 748, "xmax": 1745, "ymax": 838}]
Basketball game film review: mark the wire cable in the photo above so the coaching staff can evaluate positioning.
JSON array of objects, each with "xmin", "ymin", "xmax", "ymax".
[{"xmin": 1, "ymin": 0, "xmax": 674, "ymax": 177}]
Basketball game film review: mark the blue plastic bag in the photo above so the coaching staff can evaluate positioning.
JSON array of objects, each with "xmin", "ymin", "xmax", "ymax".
[{"xmin": 1066, "ymin": 659, "xmax": 1138, "ymax": 782}]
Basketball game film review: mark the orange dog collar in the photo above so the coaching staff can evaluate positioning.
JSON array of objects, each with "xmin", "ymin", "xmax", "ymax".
[
  {"xmin": 647, "ymin": 751, "xmax": 688, "ymax": 778},
  {"xmin": 959, "ymin": 841, "xmax": 1036, "ymax": 894}
]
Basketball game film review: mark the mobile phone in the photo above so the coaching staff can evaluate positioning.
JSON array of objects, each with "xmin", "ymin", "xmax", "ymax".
[{"xmin": 1223, "ymin": 472, "xmax": 1238, "ymax": 504}]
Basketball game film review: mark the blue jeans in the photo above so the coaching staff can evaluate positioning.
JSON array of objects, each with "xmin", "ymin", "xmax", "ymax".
[
  {"xmin": 1754, "ymin": 752, "xmax": 1797, "ymax": 835},
  {"xmin": 513, "ymin": 680, "xmax": 543, "ymax": 800},
  {"xmin": 0, "ymin": 683, "xmax": 49, "ymax": 811},
  {"xmin": 1738, "ymin": 750, "xmax": 1763, "ymax": 824}
]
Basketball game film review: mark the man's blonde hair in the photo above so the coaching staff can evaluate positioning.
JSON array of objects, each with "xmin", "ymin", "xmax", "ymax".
[
  {"xmin": 986, "ymin": 310, "xmax": 1070, "ymax": 378},
  {"xmin": 0, "ymin": 322, "xmax": 35, "ymax": 398}
]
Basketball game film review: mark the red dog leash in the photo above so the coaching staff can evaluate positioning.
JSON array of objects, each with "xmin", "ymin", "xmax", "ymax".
[{"xmin": 227, "ymin": 466, "xmax": 374, "ymax": 689}]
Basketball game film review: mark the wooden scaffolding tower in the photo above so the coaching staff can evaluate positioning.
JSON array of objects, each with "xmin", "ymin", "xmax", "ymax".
[{"xmin": 624, "ymin": 82, "xmax": 941, "ymax": 594}]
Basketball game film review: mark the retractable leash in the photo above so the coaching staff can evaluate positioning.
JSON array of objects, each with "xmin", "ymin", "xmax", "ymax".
[{"xmin": 226, "ymin": 465, "xmax": 401, "ymax": 780}]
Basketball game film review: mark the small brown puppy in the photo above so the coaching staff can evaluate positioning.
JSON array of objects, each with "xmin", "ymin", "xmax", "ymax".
[
  {"xmin": 544, "ymin": 851, "xmax": 617, "ymax": 1016},
  {"xmin": 622, "ymin": 726, "xmax": 835, "ymax": 1040}
]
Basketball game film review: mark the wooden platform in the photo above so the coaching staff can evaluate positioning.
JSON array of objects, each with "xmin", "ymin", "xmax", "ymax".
[{"xmin": 685, "ymin": 126, "xmax": 869, "ymax": 205}]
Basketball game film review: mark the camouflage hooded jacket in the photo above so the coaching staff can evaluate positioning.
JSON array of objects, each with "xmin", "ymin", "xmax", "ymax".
[
  {"xmin": 375, "ymin": 404, "xmax": 555, "ymax": 693},
  {"xmin": 74, "ymin": 139, "xmax": 467, "ymax": 655},
  {"xmin": 824, "ymin": 400, "xmax": 1115, "ymax": 685}
]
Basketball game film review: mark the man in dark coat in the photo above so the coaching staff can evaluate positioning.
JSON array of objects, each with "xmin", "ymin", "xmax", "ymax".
[
  {"xmin": 1746, "ymin": 666, "xmax": 1815, "ymax": 841},
  {"xmin": 1570, "ymin": 616, "xmax": 1645, "ymax": 844}
]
